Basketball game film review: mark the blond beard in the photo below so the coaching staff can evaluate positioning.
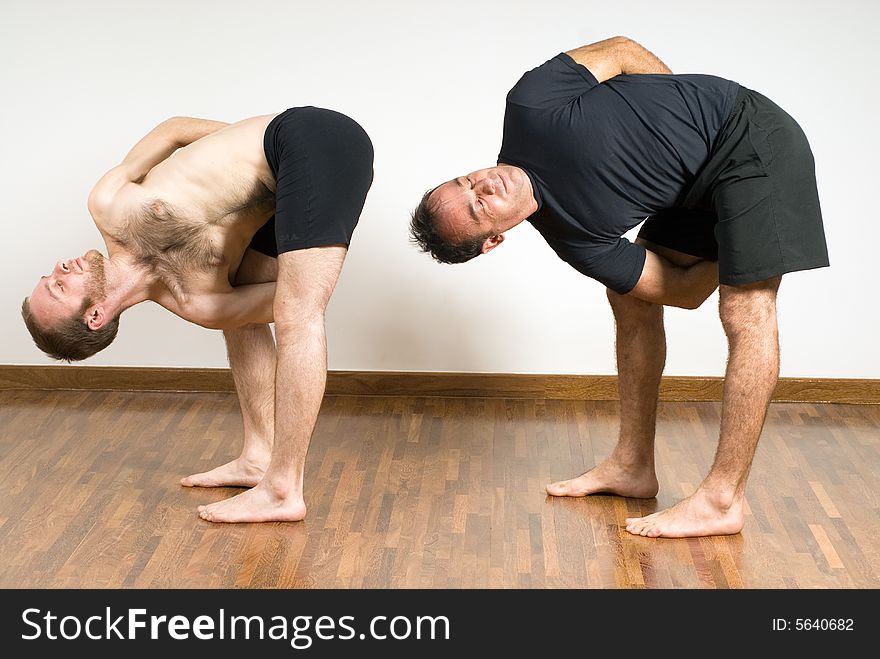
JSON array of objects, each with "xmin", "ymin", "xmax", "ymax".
[{"xmin": 82, "ymin": 249, "xmax": 107, "ymax": 306}]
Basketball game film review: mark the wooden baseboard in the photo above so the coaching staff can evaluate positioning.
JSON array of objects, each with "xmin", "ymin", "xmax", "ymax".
[{"xmin": 1, "ymin": 365, "xmax": 877, "ymax": 404}]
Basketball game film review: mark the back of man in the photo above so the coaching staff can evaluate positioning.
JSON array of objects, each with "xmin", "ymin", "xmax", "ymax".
[
  {"xmin": 499, "ymin": 54, "xmax": 739, "ymax": 293},
  {"xmin": 498, "ymin": 50, "xmax": 828, "ymax": 295},
  {"xmin": 89, "ymin": 114, "xmax": 280, "ymax": 313}
]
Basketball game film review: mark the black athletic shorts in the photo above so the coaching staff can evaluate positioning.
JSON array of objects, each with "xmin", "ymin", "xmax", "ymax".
[
  {"xmin": 248, "ymin": 106, "xmax": 374, "ymax": 257},
  {"xmin": 638, "ymin": 86, "xmax": 829, "ymax": 285}
]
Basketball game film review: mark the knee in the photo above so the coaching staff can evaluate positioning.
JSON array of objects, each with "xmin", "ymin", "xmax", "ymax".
[
  {"xmin": 719, "ymin": 291, "xmax": 777, "ymax": 341},
  {"xmin": 274, "ymin": 307, "xmax": 326, "ymax": 339}
]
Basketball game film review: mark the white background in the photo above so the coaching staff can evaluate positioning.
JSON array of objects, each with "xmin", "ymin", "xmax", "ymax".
[{"xmin": 1, "ymin": 0, "xmax": 876, "ymax": 377}]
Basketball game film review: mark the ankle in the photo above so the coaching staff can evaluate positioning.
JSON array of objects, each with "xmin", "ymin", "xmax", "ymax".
[
  {"xmin": 262, "ymin": 474, "xmax": 301, "ymax": 501},
  {"xmin": 695, "ymin": 481, "xmax": 740, "ymax": 510},
  {"xmin": 608, "ymin": 450, "xmax": 655, "ymax": 471}
]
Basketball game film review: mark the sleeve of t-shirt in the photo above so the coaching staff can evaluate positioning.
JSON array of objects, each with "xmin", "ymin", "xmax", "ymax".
[
  {"xmin": 506, "ymin": 53, "xmax": 599, "ymax": 110},
  {"xmin": 557, "ymin": 237, "xmax": 647, "ymax": 295}
]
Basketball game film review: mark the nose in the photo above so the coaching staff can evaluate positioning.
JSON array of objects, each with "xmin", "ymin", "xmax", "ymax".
[
  {"xmin": 475, "ymin": 177, "xmax": 497, "ymax": 195},
  {"xmin": 55, "ymin": 261, "xmax": 70, "ymax": 275}
]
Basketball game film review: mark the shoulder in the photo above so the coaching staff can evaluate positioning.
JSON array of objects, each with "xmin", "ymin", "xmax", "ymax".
[
  {"xmin": 87, "ymin": 171, "xmax": 146, "ymax": 229},
  {"xmin": 506, "ymin": 53, "xmax": 598, "ymax": 110}
]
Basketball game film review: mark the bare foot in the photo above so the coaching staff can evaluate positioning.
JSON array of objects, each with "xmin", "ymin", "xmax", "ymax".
[
  {"xmin": 625, "ymin": 488, "xmax": 744, "ymax": 538},
  {"xmin": 181, "ymin": 454, "xmax": 268, "ymax": 488},
  {"xmin": 546, "ymin": 459, "xmax": 659, "ymax": 499},
  {"xmin": 198, "ymin": 482, "xmax": 306, "ymax": 523}
]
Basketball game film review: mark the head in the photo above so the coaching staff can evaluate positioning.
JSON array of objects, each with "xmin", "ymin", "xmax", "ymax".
[
  {"xmin": 21, "ymin": 249, "xmax": 121, "ymax": 361},
  {"xmin": 409, "ymin": 165, "xmax": 537, "ymax": 263}
]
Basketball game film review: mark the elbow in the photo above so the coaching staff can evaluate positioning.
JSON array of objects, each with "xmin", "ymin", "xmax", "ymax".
[
  {"xmin": 196, "ymin": 316, "xmax": 225, "ymax": 330},
  {"xmin": 188, "ymin": 302, "xmax": 226, "ymax": 330},
  {"xmin": 681, "ymin": 288, "xmax": 714, "ymax": 310},
  {"xmin": 608, "ymin": 35, "xmax": 635, "ymax": 51},
  {"xmin": 680, "ymin": 262, "xmax": 719, "ymax": 309}
]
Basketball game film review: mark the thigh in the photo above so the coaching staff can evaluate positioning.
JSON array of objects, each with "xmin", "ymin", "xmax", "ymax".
[
  {"xmin": 234, "ymin": 248, "xmax": 278, "ymax": 286},
  {"xmin": 275, "ymin": 245, "xmax": 348, "ymax": 317}
]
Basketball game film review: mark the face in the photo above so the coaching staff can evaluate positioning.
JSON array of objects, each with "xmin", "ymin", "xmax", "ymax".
[
  {"xmin": 27, "ymin": 250, "xmax": 107, "ymax": 328},
  {"xmin": 429, "ymin": 165, "xmax": 535, "ymax": 250}
]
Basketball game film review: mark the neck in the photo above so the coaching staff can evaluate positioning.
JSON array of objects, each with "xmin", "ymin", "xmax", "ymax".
[
  {"xmin": 498, "ymin": 166, "xmax": 539, "ymax": 233},
  {"xmin": 100, "ymin": 254, "xmax": 158, "ymax": 316},
  {"xmin": 519, "ymin": 167, "xmax": 539, "ymax": 217}
]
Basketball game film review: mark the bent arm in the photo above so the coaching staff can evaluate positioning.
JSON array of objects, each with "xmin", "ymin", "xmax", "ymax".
[
  {"xmin": 88, "ymin": 116, "xmax": 230, "ymax": 212},
  {"xmin": 116, "ymin": 116, "xmax": 229, "ymax": 181},
  {"xmin": 627, "ymin": 250, "xmax": 718, "ymax": 309},
  {"xmin": 184, "ymin": 282, "xmax": 277, "ymax": 330},
  {"xmin": 566, "ymin": 36, "xmax": 672, "ymax": 83}
]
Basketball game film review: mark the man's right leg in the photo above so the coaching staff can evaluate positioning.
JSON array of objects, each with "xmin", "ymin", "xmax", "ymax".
[
  {"xmin": 545, "ymin": 289, "xmax": 664, "ymax": 498},
  {"xmin": 546, "ymin": 240, "xmax": 707, "ymax": 498},
  {"xmin": 181, "ymin": 249, "xmax": 278, "ymax": 488}
]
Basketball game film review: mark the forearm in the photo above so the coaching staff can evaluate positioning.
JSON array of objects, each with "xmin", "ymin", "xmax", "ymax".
[
  {"xmin": 183, "ymin": 283, "xmax": 277, "ymax": 330},
  {"xmin": 222, "ymin": 282, "xmax": 276, "ymax": 328},
  {"xmin": 616, "ymin": 37, "xmax": 672, "ymax": 75},
  {"xmin": 109, "ymin": 116, "xmax": 230, "ymax": 185},
  {"xmin": 630, "ymin": 253, "xmax": 718, "ymax": 309},
  {"xmin": 162, "ymin": 116, "xmax": 230, "ymax": 148},
  {"xmin": 567, "ymin": 36, "xmax": 671, "ymax": 84}
]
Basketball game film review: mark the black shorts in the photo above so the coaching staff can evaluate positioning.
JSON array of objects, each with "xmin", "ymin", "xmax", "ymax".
[
  {"xmin": 638, "ymin": 87, "xmax": 829, "ymax": 285},
  {"xmin": 248, "ymin": 107, "xmax": 374, "ymax": 257}
]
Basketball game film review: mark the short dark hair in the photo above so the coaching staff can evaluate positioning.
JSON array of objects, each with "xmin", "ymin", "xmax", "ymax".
[
  {"xmin": 409, "ymin": 187, "xmax": 491, "ymax": 264},
  {"xmin": 21, "ymin": 298, "xmax": 121, "ymax": 362}
]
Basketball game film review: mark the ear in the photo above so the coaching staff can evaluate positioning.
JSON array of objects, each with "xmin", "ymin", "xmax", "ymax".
[
  {"xmin": 86, "ymin": 305, "xmax": 106, "ymax": 331},
  {"xmin": 481, "ymin": 233, "xmax": 505, "ymax": 254}
]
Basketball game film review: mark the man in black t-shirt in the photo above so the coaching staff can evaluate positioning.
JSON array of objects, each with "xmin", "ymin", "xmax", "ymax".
[{"xmin": 410, "ymin": 36, "xmax": 829, "ymax": 538}]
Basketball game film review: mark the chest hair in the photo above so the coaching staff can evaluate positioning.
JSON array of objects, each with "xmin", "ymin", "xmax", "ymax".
[{"xmin": 115, "ymin": 199, "xmax": 224, "ymax": 295}]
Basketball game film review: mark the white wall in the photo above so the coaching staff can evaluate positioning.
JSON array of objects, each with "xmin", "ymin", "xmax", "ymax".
[{"xmin": 1, "ymin": 0, "xmax": 877, "ymax": 377}]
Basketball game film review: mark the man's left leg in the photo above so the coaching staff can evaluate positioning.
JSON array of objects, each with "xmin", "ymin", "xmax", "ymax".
[
  {"xmin": 182, "ymin": 249, "xmax": 278, "ymax": 488},
  {"xmin": 626, "ymin": 275, "xmax": 781, "ymax": 537},
  {"xmin": 198, "ymin": 246, "xmax": 346, "ymax": 523}
]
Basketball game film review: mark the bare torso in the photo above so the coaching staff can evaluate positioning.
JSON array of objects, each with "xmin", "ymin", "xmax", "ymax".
[{"xmin": 96, "ymin": 114, "xmax": 279, "ymax": 312}]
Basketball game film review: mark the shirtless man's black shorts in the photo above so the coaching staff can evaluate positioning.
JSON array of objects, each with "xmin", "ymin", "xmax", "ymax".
[{"xmin": 248, "ymin": 106, "xmax": 374, "ymax": 257}]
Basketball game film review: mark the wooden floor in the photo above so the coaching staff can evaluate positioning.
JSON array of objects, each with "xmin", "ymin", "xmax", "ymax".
[{"xmin": 0, "ymin": 389, "xmax": 878, "ymax": 589}]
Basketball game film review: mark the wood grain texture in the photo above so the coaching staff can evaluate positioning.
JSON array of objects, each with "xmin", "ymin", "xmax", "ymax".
[
  {"xmin": 2, "ymin": 365, "xmax": 878, "ymax": 404},
  {"xmin": 0, "ymin": 389, "xmax": 877, "ymax": 588}
]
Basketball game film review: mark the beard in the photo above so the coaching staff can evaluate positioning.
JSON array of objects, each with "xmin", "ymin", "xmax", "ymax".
[{"xmin": 83, "ymin": 249, "xmax": 107, "ymax": 304}]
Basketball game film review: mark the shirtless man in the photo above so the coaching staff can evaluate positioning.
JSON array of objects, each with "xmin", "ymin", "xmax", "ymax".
[
  {"xmin": 22, "ymin": 108, "xmax": 374, "ymax": 523},
  {"xmin": 410, "ymin": 37, "xmax": 829, "ymax": 538}
]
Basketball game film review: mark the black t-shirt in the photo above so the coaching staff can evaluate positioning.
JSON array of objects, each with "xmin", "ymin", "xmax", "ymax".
[{"xmin": 498, "ymin": 53, "xmax": 739, "ymax": 293}]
